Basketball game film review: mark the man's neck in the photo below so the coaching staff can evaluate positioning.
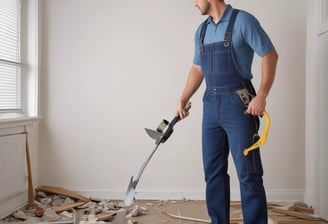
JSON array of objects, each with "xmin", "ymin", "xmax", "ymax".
[{"xmin": 210, "ymin": 2, "xmax": 227, "ymax": 24}]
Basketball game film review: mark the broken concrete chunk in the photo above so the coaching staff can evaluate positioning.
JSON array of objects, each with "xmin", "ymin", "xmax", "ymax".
[
  {"xmin": 40, "ymin": 197, "xmax": 52, "ymax": 205},
  {"xmin": 87, "ymin": 214, "xmax": 97, "ymax": 222},
  {"xmin": 105, "ymin": 201, "xmax": 116, "ymax": 210},
  {"xmin": 53, "ymin": 196, "xmax": 65, "ymax": 207},
  {"xmin": 36, "ymin": 191, "xmax": 48, "ymax": 198},
  {"xmin": 60, "ymin": 211, "xmax": 73, "ymax": 219},
  {"xmin": 126, "ymin": 205, "xmax": 147, "ymax": 218},
  {"xmin": 63, "ymin": 197, "xmax": 75, "ymax": 206},
  {"xmin": 12, "ymin": 210, "xmax": 29, "ymax": 220},
  {"xmin": 94, "ymin": 207, "xmax": 103, "ymax": 214},
  {"xmin": 42, "ymin": 208, "xmax": 61, "ymax": 222},
  {"xmin": 77, "ymin": 201, "xmax": 96, "ymax": 209},
  {"xmin": 100, "ymin": 207, "xmax": 115, "ymax": 215}
]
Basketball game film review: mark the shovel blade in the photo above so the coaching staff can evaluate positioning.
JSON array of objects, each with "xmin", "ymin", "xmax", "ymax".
[
  {"xmin": 111, "ymin": 210, "xmax": 126, "ymax": 224},
  {"xmin": 124, "ymin": 176, "xmax": 136, "ymax": 206},
  {"xmin": 145, "ymin": 128, "xmax": 162, "ymax": 141}
]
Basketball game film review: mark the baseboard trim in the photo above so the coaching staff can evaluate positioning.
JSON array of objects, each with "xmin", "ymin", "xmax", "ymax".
[
  {"xmin": 264, "ymin": 190, "xmax": 304, "ymax": 201},
  {"xmin": 0, "ymin": 191, "xmax": 27, "ymax": 219},
  {"xmin": 73, "ymin": 188, "xmax": 304, "ymax": 202}
]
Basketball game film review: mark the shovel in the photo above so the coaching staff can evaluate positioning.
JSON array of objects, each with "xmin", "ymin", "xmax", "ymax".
[{"xmin": 124, "ymin": 102, "xmax": 192, "ymax": 206}]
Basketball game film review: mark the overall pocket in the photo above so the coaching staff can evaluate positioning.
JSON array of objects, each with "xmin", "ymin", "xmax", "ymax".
[
  {"xmin": 212, "ymin": 47, "xmax": 233, "ymax": 75},
  {"xmin": 200, "ymin": 43, "xmax": 233, "ymax": 75}
]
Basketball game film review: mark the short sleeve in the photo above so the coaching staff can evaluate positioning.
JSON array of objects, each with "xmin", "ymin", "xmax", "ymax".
[
  {"xmin": 193, "ymin": 26, "xmax": 202, "ymax": 65},
  {"xmin": 240, "ymin": 13, "xmax": 275, "ymax": 57}
]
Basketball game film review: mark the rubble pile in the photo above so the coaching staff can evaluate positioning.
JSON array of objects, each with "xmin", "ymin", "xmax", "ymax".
[{"xmin": 0, "ymin": 186, "xmax": 146, "ymax": 224}]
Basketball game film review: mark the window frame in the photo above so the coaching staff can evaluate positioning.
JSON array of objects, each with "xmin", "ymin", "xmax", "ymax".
[{"xmin": 0, "ymin": 0, "xmax": 39, "ymax": 120}]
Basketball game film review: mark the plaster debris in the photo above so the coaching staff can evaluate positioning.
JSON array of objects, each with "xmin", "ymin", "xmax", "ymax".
[
  {"xmin": 42, "ymin": 208, "xmax": 61, "ymax": 222},
  {"xmin": 53, "ymin": 196, "xmax": 65, "ymax": 207},
  {"xmin": 12, "ymin": 210, "xmax": 35, "ymax": 220},
  {"xmin": 0, "ymin": 186, "xmax": 128, "ymax": 224},
  {"xmin": 1, "ymin": 186, "xmax": 327, "ymax": 224},
  {"xmin": 126, "ymin": 205, "xmax": 147, "ymax": 218},
  {"xmin": 60, "ymin": 211, "xmax": 73, "ymax": 219},
  {"xmin": 40, "ymin": 197, "xmax": 52, "ymax": 205}
]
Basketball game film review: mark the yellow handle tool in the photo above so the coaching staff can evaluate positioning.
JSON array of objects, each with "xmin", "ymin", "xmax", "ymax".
[{"xmin": 243, "ymin": 111, "xmax": 270, "ymax": 156}]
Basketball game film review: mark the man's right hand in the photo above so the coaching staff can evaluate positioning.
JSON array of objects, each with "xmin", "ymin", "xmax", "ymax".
[{"xmin": 176, "ymin": 101, "xmax": 190, "ymax": 120}]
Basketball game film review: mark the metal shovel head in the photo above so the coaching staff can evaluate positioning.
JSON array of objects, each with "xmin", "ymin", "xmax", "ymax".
[
  {"xmin": 124, "ymin": 176, "xmax": 136, "ymax": 206},
  {"xmin": 145, "ymin": 128, "xmax": 162, "ymax": 141},
  {"xmin": 111, "ymin": 209, "xmax": 126, "ymax": 224}
]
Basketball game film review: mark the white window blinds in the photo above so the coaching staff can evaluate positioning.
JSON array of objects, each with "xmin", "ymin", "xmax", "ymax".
[{"xmin": 0, "ymin": 0, "xmax": 23, "ymax": 113}]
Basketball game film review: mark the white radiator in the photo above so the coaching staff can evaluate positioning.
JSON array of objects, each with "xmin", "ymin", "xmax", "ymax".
[{"xmin": 0, "ymin": 134, "xmax": 28, "ymax": 219}]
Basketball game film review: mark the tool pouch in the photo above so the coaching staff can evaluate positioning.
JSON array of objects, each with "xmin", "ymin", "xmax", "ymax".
[
  {"xmin": 235, "ymin": 87, "xmax": 259, "ymax": 125},
  {"xmin": 236, "ymin": 87, "xmax": 260, "ymax": 140},
  {"xmin": 236, "ymin": 88, "xmax": 254, "ymax": 108}
]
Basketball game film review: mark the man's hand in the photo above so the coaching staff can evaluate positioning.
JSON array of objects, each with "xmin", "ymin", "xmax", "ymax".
[
  {"xmin": 246, "ymin": 94, "xmax": 266, "ymax": 116},
  {"xmin": 176, "ymin": 101, "xmax": 190, "ymax": 119}
]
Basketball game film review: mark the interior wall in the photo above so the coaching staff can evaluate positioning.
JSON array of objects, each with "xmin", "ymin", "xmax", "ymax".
[
  {"xmin": 305, "ymin": 0, "xmax": 328, "ymax": 218},
  {"xmin": 39, "ymin": 0, "xmax": 306, "ymax": 201}
]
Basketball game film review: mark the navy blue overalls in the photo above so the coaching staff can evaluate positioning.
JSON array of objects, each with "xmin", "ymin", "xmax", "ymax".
[{"xmin": 200, "ymin": 10, "xmax": 268, "ymax": 224}]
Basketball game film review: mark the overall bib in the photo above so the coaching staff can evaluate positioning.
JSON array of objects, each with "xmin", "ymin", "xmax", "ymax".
[{"xmin": 200, "ymin": 10, "xmax": 268, "ymax": 224}]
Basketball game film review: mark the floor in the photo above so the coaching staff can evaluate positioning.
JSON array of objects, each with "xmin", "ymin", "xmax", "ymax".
[
  {"xmin": 1, "ymin": 186, "xmax": 327, "ymax": 224},
  {"xmin": 121, "ymin": 199, "xmax": 211, "ymax": 224},
  {"xmin": 117, "ymin": 199, "xmax": 327, "ymax": 224}
]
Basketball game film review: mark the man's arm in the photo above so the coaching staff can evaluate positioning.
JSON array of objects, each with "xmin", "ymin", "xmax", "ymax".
[
  {"xmin": 247, "ymin": 49, "xmax": 278, "ymax": 115},
  {"xmin": 176, "ymin": 64, "xmax": 204, "ymax": 119}
]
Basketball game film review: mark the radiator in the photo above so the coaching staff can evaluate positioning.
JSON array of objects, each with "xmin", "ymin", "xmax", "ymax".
[{"xmin": 0, "ymin": 134, "xmax": 28, "ymax": 219}]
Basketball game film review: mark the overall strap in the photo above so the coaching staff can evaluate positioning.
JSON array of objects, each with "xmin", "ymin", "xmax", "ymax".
[
  {"xmin": 224, "ymin": 9, "xmax": 239, "ymax": 41},
  {"xmin": 199, "ymin": 18, "xmax": 209, "ymax": 53},
  {"xmin": 199, "ymin": 9, "xmax": 240, "ymax": 52}
]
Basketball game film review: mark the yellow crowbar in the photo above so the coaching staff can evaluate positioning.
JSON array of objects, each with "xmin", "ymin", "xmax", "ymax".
[{"xmin": 243, "ymin": 111, "xmax": 270, "ymax": 156}]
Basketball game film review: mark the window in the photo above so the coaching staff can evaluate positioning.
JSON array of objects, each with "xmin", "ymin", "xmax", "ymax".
[
  {"xmin": 0, "ymin": 0, "xmax": 25, "ymax": 115},
  {"xmin": 0, "ymin": 0, "xmax": 38, "ymax": 119}
]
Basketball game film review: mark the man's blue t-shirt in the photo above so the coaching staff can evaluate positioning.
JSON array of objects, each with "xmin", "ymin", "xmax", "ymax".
[{"xmin": 193, "ymin": 5, "xmax": 275, "ymax": 80}]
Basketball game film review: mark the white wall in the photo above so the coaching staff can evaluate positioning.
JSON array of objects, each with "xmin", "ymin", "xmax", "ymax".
[
  {"xmin": 39, "ymin": 0, "xmax": 306, "ymax": 201},
  {"xmin": 305, "ymin": 0, "xmax": 328, "ymax": 218}
]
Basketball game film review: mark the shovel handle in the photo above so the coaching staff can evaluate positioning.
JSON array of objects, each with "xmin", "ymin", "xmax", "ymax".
[
  {"xmin": 160, "ymin": 102, "xmax": 191, "ymax": 143},
  {"xmin": 170, "ymin": 102, "xmax": 192, "ymax": 126},
  {"xmin": 124, "ymin": 102, "xmax": 192, "ymax": 206}
]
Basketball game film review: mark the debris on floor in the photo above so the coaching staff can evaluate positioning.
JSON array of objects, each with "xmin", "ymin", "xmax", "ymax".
[
  {"xmin": 268, "ymin": 201, "xmax": 327, "ymax": 224},
  {"xmin": 0, "ymin": 186, "xmax": 130, "ymax": 224},
  {"xmin": 0, "ymin": 186, "xmax": 327, "ymax": 224}
]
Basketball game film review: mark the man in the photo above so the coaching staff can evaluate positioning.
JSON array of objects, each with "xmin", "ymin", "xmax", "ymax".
[{"xmin": 176, "ymin": 0, "xmax": 278, "ymax": 224}]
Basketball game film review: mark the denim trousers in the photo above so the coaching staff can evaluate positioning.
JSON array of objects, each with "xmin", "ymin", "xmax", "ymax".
[{"xmin": 202, "ymin": 84, "xmax": 268, "ymax": 224}]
